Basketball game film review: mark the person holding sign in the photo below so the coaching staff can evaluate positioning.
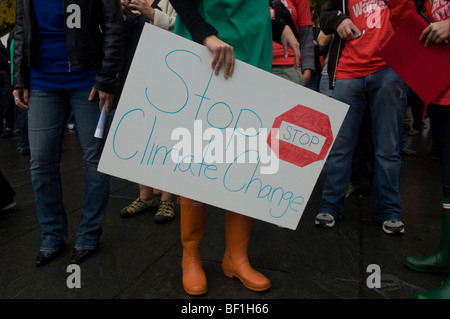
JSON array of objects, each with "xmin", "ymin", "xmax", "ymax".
[
  {"xmin": 314, "ymin": 0, "xmax": 413, "ymax": 235},
  {"xmin": 12, "ymin": 0, "xmax": 123, "ymax": 266},
  {"xmin": 169, "ymin": 0, "xmax": 300, "ymax": 296},
  {"xmin": 403, "ymin": 0, "xmax": 450, "ymax": 299}
]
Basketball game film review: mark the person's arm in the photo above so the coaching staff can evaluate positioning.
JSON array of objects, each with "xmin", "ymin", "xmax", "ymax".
[
  {"xmin": 170, "ymin": 0, "xmax": 299, "ymax": 78},
  {"xmin": 317, "ymin": 31, "xmax": 332, "ymax": 47},
  {"xmin": 12, "ymin": 0, "xmax": 29, "ymax": 110},
  {"xmin": 280, "ymin": 24, "xmax": 301, "ymax": 70},
  {"xmin": 93, "ymin": 0, "xmax": 123, "ymax": 94},
  {"xmin": 168, "ymin": 0, "xmax": 217, "ymax": 43},
  {"xmin": 320, "ymin": 0, "xmax": 349, "ymax": 34},
  {"xmin": 320, "ymin": 0, "xmax": 360, "ymax": 40},
  {"xmin": 169, "ymin": 0, "xmax": 233, "ymax": 78},
  {"xmin": 295, "ymin": 0, "xmax": 315, "ymax": 79},
  {"xmin": 90, "ymin": 0, "xmax": 124, "ymax": 114},
  {"xmin": 298, "ymin": 26, "xmax": 314, "ymax": 76},
  {"xmin": 12, "ymin": 0, "xmax": 26, "ymax": 90}
]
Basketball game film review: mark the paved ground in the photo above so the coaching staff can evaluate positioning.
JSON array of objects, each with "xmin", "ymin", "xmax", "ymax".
[{"xmin": 0, "ymin": 118, "xmax": 448, "ymax": 305}]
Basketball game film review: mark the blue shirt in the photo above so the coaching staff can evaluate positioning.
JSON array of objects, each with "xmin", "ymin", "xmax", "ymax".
[{"xmin": 29, "ymin": 0, "xmax": 99, "ymax": 91}]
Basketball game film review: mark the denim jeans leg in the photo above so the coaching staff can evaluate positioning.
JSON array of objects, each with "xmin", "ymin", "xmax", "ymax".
[
  {"xmin": 320, "ymin": 77, "xmax": 367, "ymax": 218},
  {"xmin": 70, "ymin": 92, "xmax": 112, "ymax": 250},
  {"xmin": 319, "ymin": 75, "xmax": 333, "ymax": 98},
  {"xmin": 367, "ymin": 67, "xmax": 407, "ymax": 223},
  {"xmin": 28, "ymin": 91, "xmax": 68, "ymax": 252}
]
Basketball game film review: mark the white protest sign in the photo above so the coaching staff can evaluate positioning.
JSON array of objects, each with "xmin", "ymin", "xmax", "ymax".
[{"xmin": 98, "ymin": 24, "xmax": 348, "ymax": 230}]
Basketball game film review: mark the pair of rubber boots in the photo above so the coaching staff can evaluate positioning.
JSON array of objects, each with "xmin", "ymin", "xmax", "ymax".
[
  {"xmin": 404, "ymin": 198, "xmax": 450, "ymax": 299},
  {"xmin": 179, "ymin": 197, "xmax": 271, "ymax": 295}
]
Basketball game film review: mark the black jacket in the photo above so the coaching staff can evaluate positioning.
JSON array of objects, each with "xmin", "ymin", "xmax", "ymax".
[
  {"xmin": 320, "ymin": 0, "xmax": 425, "ymax": 90},
  {"xmin": 0, "ymin": 42, "xmax": 8, "ymax": 73},
  {"xmin": 319, "ymin": 0, "xmax": 351, "ymax": 90},
  {"xmin": 13, "ymin": 0, "xmax": 123, "ymax": 94}
]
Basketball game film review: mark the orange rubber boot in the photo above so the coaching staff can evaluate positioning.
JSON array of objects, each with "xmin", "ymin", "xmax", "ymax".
[
  {"xmin": 179, "ymin": 197, "xmax": 207, "ymax": 295},
  {"xmin": 222, "ymin": 211, "xmax": 271, "ymax": 292}
]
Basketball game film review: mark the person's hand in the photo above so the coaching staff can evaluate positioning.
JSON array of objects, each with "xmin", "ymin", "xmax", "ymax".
[
  {"xmin": 280, "ymin": 25, "xmax": 300, "ymax": 69},
  {"xmin": 420, "ymin": 19, "xmax": 450, "ymax": 48},
  {"xmin": 121, "ymin": 0, "xmax": 132, "ymax": 16},
  {"xmin": 89, "ymin": 87, "xmax": 114, "ymax": 116},
  {"xmin": 126, "ymin": 0, "xmax": 155, "ymax": 22},
  {"xmin": 202, "ymin": 35, "xmax": 235, "ymax": 79},
  {"xmin": 336, "ymin": 18, "xmax": 361, "ymax": 41},
  {"xmin": 317, "ymin": 32, "xmax": 332, "ymax": 47},
  {"xmin": 12, "ymin": 88, "xmax": 29, "ymax": 110}
]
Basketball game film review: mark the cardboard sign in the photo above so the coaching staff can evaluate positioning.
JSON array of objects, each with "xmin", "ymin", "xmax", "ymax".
[
  {"xmin": 98, "ymin": 24, "xmax": 348, "ymax": 230},
  {"xmin": 380, "ymin": 11, "xmax": 450, "ymax": 105}
]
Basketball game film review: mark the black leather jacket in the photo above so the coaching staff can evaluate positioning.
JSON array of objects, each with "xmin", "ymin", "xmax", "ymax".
[{"xmin": 13, "ymin": 0, "xmax": 123, "ymax": 94}]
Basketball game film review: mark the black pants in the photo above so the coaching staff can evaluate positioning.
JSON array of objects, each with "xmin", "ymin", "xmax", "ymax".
[
  {"xmin": 1, "ymin": 90, "xmax": 15, "ymax": 133},
  {"xmin": 409, "ymin": 89, "xmax": 424, "ymax": 132},
  {"xmin": 0, "ymin": 170, "xmax": 15, "ymax": 208},
  {"xmin": 428, "ymin": 104, "xmax": 450, "ymax": 197}
]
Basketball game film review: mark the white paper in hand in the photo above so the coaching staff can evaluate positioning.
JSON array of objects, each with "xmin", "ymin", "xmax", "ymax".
[{"xmin": 94, "ymin": 106, "xmax": 106, "ymax": 139}]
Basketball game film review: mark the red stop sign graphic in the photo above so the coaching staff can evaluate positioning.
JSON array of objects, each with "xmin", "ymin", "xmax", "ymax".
[{"xmin": 267, "ymin": 104, "xmax": 334, "ymax": 167}]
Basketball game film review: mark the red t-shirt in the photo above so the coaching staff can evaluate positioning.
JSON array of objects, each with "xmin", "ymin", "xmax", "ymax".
[
  {"xmin": 335, "ymin": 0, "xmax": 394, "ymax": 79},
  {"xmin": 271, "ymin": 0, "xmax": 312, "ymax": 66},
  {"xmin": 388, "ymin": 0, "xmax": 417, "ymax": 30},
  {"xmin": 426, "ymin": 0, "xmax": 450, "ymax": 105}
]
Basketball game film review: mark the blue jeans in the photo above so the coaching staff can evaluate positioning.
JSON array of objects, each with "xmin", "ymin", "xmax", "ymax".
[
  {"xmin": 28, "ymin": 90, "xmax": 112, "ymax": 252},
  {"xmin": 320, "ymin": 67, "xmax": 408, "ymax": 223},
  {"xmin": 319, "ymin": 74, "xmax": 334, "ymax": 98}
]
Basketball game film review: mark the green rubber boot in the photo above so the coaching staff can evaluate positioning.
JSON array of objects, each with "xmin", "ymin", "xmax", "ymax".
[
  {"xmin": 414, "ymin": 274, "xmax": 450, "ymax": 299},
  {"xmin": 403, "ymin": 198, "xmax": 450, "ymax": 272}
]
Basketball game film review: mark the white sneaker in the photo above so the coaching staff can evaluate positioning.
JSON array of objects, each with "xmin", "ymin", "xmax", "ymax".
[
  {"xmin": 315, "ymin": 213, "xmax": 336, "ymax": 228},
  {"xmin": 382, "ymin": 220, "xmax": 405, "ymax": 235}
]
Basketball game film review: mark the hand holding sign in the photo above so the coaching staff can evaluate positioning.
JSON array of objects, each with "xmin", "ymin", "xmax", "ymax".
[{"xmin": 202, "ymin": 35, "xmax": 235, "ymax": 79}]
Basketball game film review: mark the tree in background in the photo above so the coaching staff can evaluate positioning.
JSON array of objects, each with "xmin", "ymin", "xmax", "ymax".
[
  {"xmin": 310, "ymin": 0, "xmax": 327, "ymax": 23},
  {"xmin": 0, "ymin": 0, "xmax": 15, "ymax": 38}
]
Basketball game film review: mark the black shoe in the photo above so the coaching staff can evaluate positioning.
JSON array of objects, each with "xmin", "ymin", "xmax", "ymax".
[
  {"xmin": 70, "ymin": 248, "xmax": 97, "ymax": 264},
  {"xmin": 0, "ymin": 129, "xmax": 14, "ymax": 138},
  {"xmin": 428, "ymin": 152, "xmax": 439, "ymax": 160},
  {"xmin": 35, "ymin": 248, "xmax": 64, "ymax": 267},
  {"xmin": 400, "ymin": 147, "xmax": 418, "ymax": 156},
  {"xmin": 19, "ymin": 149, "xmax": 30, "ymax": 156}
]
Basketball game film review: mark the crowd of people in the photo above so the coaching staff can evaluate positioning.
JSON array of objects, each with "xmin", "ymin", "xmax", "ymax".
[{"xmin": 0, "ymin": 0, "xmax": 449, "ymax": 299}]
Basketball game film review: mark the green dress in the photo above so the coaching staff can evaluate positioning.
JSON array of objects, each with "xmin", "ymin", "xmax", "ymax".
[{"xmin": 173, "ymin": 0, "xmax": 273, "ymax": 72}]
